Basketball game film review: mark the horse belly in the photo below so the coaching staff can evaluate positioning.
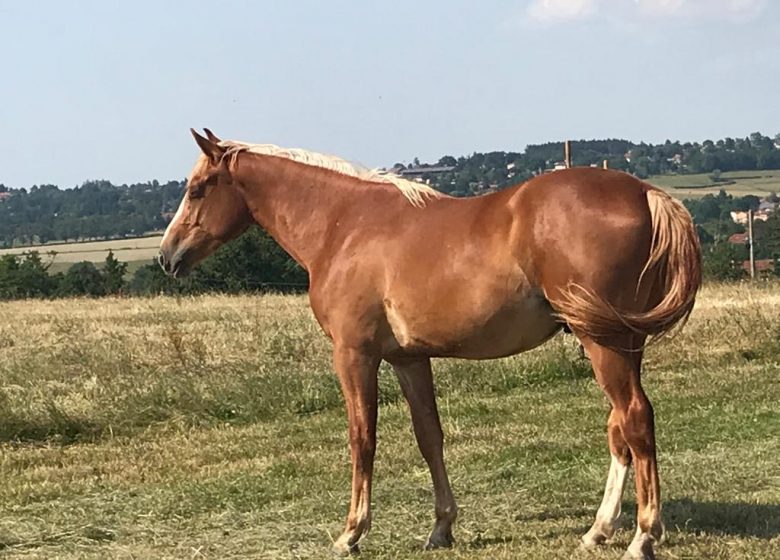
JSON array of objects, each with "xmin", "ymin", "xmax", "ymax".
[{"xmin": 383, "ymin": 287, "xmax": 560, "ymax": 359}]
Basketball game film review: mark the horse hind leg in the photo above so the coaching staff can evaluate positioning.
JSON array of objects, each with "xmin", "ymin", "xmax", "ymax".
[
  {"xmin": 581, "ymin": 337, "xmax": 664, "ymax": 560},
  {"xmin": 581, "ymin": 408, "xmax": 632, "ymax": 548}
]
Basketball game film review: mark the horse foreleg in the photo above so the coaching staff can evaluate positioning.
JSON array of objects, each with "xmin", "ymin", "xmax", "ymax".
[
  {"xmin": 391, "ymin": 357, "xmax": 458, "ymax": 549},
  {"xmin": 332, "ymin": 345, "xmax": 380, "ymax": 556}
]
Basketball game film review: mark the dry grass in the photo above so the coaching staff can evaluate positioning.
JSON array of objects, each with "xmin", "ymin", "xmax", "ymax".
[
  {"xmin": 0, "ymin": 283, "xmax": 778, "ymax": 559},
  {"xmin": 649, "ymin": 170, "xmax": 780, "ymax": 199},
  {"xmin": 0, "ymin": 235, "xmax": 163, "ymax": 272}
]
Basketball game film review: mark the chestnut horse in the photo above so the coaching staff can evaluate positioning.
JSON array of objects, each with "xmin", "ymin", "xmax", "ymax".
[{"xmin": 159, "ymin": 129, "xmax": 701, "ymax": 560}]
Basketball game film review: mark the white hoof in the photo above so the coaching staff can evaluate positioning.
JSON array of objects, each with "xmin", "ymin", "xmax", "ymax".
[{"xmin": 332, "ymin": 541, "xmax": 359, "ymax": 556}]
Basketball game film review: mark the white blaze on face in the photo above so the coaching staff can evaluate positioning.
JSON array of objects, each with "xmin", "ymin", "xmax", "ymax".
[{"xmin": 162, "ymin": 195, "xmax": 187, "ymax": 246}]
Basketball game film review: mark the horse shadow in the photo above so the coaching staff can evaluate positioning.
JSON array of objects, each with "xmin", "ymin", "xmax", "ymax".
[
  {"xmin": 662, "ymin": 498, "xmax": 780, "ymax": 539},
  {"xmin": 508, "ymin": 498, "xmax": 780, "ymax": 541}
]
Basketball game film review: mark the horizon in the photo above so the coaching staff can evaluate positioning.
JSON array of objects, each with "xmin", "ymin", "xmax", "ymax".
[{"xmin": 1, "ymin": 0, "xmax": 778, "ymax": 189}]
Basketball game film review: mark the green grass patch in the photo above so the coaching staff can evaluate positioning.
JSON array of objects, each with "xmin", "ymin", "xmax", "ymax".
[{"xmin": 0, "ymin": 285, "xmax": 778, "ymax": 558}]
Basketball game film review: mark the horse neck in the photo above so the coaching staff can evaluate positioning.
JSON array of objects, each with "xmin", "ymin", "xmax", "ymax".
[{"xmin": 234, "ymin": 154, "xmax": 383, "ymax": 271}]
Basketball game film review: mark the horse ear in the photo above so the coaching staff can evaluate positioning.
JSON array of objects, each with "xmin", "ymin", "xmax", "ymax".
[
  {"xmin": 203, "ymin": 128, "xmax": 222, "ymax": 143},
  {"xmin": 191, "ymin": 128, "xmax": 225, "ymax": 164}
]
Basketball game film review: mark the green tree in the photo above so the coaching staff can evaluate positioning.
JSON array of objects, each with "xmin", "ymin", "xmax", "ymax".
[
  {"xmin": 59, "ymin": 262, "xmax": 106, "ymax": 297},
  {"xmin": 102, "ymin": 250, "xmax": 127, "ymax": 295},
  {"xmin": 0, "ymin": 252, "xmax": 56, "ymax": 299},
  {"xmin": 0, "ymin": 255, "xmax": 21, "ymax": 299},
  {"xmin": 703, "ymin": 243, "xmax": 746, "ymax": 281},
  {"xmin": 16, "ymin": 252, "xmax": 56, "ymax": 298},
  {"xmin": 127, "ymin": 260, "xmax": 178, "ymax": 296}
]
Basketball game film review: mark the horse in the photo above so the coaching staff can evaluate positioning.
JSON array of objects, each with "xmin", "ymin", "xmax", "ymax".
[{"xmin": 159, "ymin": 129, "xmax": 701, "ymax": 560}]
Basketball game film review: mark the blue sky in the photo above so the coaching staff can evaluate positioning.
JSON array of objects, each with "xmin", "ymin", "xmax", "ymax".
[{"xmin": 1, "ymin": 0, "xmax": 777, "ymax": 188}]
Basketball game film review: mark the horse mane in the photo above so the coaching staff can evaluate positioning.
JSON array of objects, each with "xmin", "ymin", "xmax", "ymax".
[{"xmin": 218, "ymin": 140, "xmax": 443, "ymax": 207}]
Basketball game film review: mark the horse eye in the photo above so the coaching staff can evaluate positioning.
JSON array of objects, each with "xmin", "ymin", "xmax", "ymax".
[{"xmin": 188, "ymin": 183, "xmax": 206, "ymax": 199}]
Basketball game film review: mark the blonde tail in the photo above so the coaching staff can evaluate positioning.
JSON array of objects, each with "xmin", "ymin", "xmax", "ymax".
[{"xmin": 553, "ymin": 189, "xmax": 702, "ymax": 340}]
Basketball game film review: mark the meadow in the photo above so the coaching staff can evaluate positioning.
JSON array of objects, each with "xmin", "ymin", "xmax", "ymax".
[
  {"xmin": 0, "ymin": 235, "xmax": 162, "ymax": 275},
  {"xmin": 0, "ymin": 285, "xmax": 778, "ymax": 559},
  {"xmin": 648, "ymin": 169, "xmax": 780, "ymax": 200}
]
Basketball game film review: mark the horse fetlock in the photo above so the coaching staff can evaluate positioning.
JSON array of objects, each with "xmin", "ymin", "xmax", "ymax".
[
  {"xmin": 623, "ymin": 529, "xmax": 656, "ymax": 560},
  {"xmin": 638, "ymin": 510, "xmax": 664, "ymax": 543},
  {"xmin": 435, "ymin": 503, "xmax": 458, "ymax": 525},
  {"xmin": 333, "ymin": 516, "xmax": 371, "ymax": 556},
  {"xmin": 580, "ymin": 520, "xmax": 617, "ymax": 549},
  {"xmin": 649, "ymin": 519, "xmax": 665, "ymax": 543}
]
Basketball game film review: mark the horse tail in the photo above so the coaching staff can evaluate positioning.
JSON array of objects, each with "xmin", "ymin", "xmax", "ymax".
[{"xmin": 553, "ymin": 188, "xmax": 702, "ymax": 341}]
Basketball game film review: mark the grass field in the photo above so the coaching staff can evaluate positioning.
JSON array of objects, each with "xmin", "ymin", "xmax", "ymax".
[
  {"xmin": 648, "ymin": 170, "xmax": 780, "ymax": 200},
  {"xmin": 0, "ymin": 235, "xmax": 162, "ymax": 275},
  {"xmin": 0, "ymin": 284, "xmax": 778, "ymax": 559}
]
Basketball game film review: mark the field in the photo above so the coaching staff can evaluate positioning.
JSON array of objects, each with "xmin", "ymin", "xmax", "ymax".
[
  {"xmin": 648, "ymin": 170, "xmax": 780, "ymax": 200},
  {"xmin": 0, "ymin": 235, "xmax": 162, "ymax": 275},
  {"xmin": 0, "ymin": 286, "xmax": 779, "ymax": 559}
]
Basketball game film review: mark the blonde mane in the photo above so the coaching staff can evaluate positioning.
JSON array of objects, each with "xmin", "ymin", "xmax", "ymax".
[{"xmin": 219, "ymin": 140, "xmax": 443, "ymax": 207}]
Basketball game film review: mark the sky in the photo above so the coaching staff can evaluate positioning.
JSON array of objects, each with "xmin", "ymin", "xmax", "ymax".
[{"xmin": 0, "ymin": 0, "xmax": 778, "ymax": 188}]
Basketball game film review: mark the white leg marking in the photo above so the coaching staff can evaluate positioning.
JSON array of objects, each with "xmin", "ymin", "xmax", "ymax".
[{"xmin": 582, "ymin": 454, "xmax": 629, "ymax": 547}]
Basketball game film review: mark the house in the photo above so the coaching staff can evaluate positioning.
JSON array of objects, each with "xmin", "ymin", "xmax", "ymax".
[
  {"xmin": 731, "ymin": 210, "xmax": 771, "ymax": 224},
  {"xmin": 0, "ymin": 192, "xmax": 11, "ymax": 202},
  {"xmin": 396, "ymin": 165, "xmax": 455, "ymax": 179},
  {"xmin": 741, "ymin": 259, "xmax": 775, "ymax": 279},
  {"xmin": 666, "ymin": 154, "xmax": 683, "ymax": 165},
  {"xmin": 728, "ymin": 232, "xmax": 749, "ymax": 245}
]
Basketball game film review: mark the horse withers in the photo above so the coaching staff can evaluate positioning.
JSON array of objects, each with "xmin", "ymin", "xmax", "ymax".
[{"xmin": 159, "ymin": 129, "xmax": 701, "ymax": 560}]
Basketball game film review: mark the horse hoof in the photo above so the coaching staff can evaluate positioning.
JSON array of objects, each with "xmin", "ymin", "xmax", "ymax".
[
  {"xmin": 332, "ymin": 541, "xmax": 359, "ymax": 557},
  {"xmin": 580, "ymin": 530, "xmax": 609, "ymax": 549},
  {"xmin": 621, "ymin": 547, "xmax": 655, "ymax": 560},
  {"xmin": 424, "ymin": 532, "xmax": 454, "ymax": 550}
]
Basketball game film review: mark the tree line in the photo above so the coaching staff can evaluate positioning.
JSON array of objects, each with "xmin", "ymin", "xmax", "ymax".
[
  {"xmin": 0, "ymin": 229, "xmax": 307, "ymax": 300},
  {"xmin": 0, "ymin": 180, "xmax": 184, "ymax": 248}
]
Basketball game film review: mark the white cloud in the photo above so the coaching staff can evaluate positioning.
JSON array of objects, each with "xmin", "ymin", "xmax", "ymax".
[
  {"xmin": 526, "ymin": 0, "xmax": 599, "ymax": 22},
  {"xmin": 524, "ymin": 0, "xmax": 767, "ymax": 24}
]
